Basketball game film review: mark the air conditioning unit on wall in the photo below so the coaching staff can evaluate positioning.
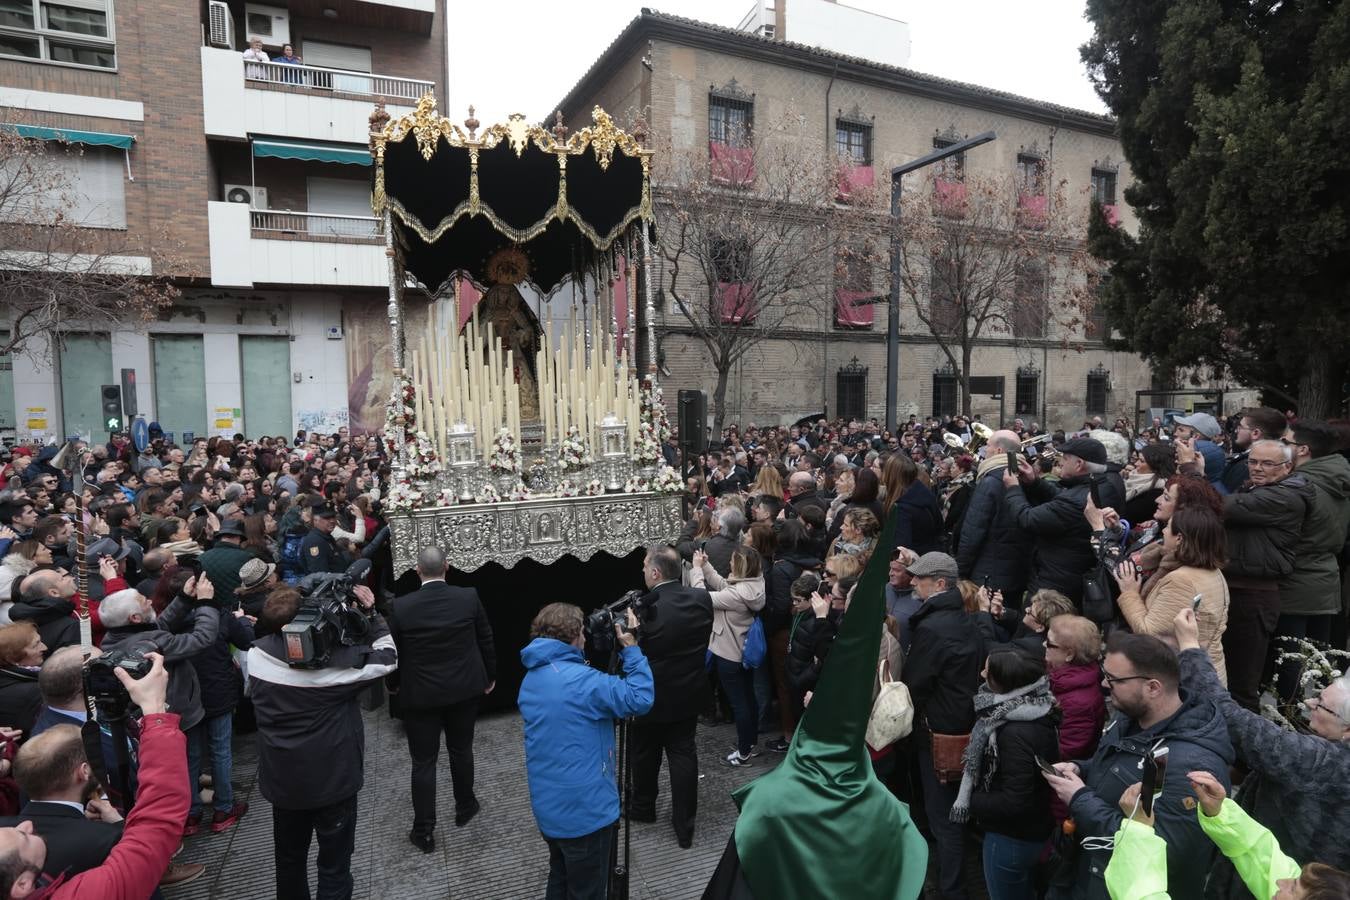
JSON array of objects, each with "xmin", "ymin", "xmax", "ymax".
[
  {"xmin": 224, "ymin": 184, "xmax": 269, "ymax": 209},
  {"xmin": 207, "ymin": 1, "xmax": 234, "ymax": 49},
  {"xmin": 245, "ymin": 3, "xmax": 290, "ymax": 49}
]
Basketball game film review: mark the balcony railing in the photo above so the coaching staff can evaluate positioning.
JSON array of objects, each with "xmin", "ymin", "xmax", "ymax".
[
  {"xmin": 245, "ymin": 59, "xmax": 432, "ymax": 102},
  {"xmin": 251, "ymin": 209, "xmax": 383, "ymax": 241}
]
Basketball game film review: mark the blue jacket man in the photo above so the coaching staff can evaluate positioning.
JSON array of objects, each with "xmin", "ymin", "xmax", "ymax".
[{"xmin": 519, "ymin": 603, "xmax": 653, "ymax": 898}]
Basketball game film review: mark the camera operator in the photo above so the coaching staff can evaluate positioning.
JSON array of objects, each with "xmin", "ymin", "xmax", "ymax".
[
  {"xmin": 519, "ymin": 603, "xmax": 653, "ymax": 899},
  {"xmin": 247, "ymin": 579, "xmax": 396, "ymax": 900},
  {"xmin": 0, "ymin": 652, "xmax": 191, "ymax": 899},
  {"xmin": 98, "ymin": 576, "xmax": 222, "ymax": 743},
  {"xmin": 628, "ymin": 545, "xmax": 713, "ymax": 849}
]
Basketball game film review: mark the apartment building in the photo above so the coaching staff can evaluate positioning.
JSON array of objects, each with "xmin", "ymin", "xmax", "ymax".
[
  {"xmin": 554, "ymin": 5, "xmax": 1250, "ymax": 428},
  {"xmin": 0, "ymin": 0, "xmax": 445, "ymax": 445}
]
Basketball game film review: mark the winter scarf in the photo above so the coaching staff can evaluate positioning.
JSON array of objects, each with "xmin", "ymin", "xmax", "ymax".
[
  {"xmin": 976, "ymin": 452, "xmax": 1014, "ymax": 480},
  {"xmin": 1125, "ymin": 471, "xmax": 1165, "ymax": 502},
  {"xmin": 950, "ymin": 676, "xmax": 1055, "ymax": 823}
]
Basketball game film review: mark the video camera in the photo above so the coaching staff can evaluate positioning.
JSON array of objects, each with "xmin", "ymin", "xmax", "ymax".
[
  {"xmin": 84, "ymin": 649, "xmax": 154, "ymax": 719},
  {"xmin": 584, "ymin": 589, "xmax": 648, "ymax": 660},
  {"xmin": 282, "ymin": 558, "xmax": 375, "ymax": 669}
]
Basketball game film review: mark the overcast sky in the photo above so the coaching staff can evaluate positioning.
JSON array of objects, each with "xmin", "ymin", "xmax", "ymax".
[{"xmin": 444, "ymin": 0, "xmax": 1107, "ymax": 126}]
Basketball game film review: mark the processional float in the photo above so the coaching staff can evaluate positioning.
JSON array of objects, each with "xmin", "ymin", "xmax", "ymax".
[{"xmin": 368, "ymin": 96, "xmax": 682, "ymax": 574}]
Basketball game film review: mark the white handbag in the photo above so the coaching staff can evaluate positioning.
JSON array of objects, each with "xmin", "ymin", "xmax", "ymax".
[{"xmin": 865, "ymin": 658, "xmax": 914, "ymax": 751}]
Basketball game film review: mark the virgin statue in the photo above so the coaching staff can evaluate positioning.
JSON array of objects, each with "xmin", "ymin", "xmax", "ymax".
[{"xmin": 473, "ymin": 247, "xmax": 541, "ymax": 421}]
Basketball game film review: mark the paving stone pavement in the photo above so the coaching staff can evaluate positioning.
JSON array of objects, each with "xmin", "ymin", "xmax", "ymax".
[{"xmin": 170, "ymin": 707, "xmax": 774, "ymax": 899}]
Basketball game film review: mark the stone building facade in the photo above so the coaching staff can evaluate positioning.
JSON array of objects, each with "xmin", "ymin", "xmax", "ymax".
[{"xmin": 555, "ymin": 9, "xmax": 1221, "ymax": 430}]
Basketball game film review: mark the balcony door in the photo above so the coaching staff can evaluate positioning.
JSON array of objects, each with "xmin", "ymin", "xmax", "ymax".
[
  {"xmin": 240, "ymin": 336, "xmax": 292, "ymax": 437},
  {"xmin": 303, "ymin": 40, "xmax": 371, "ymax": 94},
  {"xmin": 152, "ymin": 335, "xmax": 207, "ymax": 441},
  {"xmin": 59, "ymin": 334, "xmax": 113, "ymax": 443},
  {"xmin": 307, "ymin": 176, "xmax": 377, "ymax": 238}
]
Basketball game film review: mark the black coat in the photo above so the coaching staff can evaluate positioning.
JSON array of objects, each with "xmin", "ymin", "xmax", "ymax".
[
  {"xmin": 1222, "ymin": 474, "xmax": 1312, "ymax": 580},
  {"xmin": 387, "ymin": 581, "xmax": 496, "ymax": 710},
  {"xmin": 636, "ymin": 581, "xmax": 713, "ymax": 723},
  {"xmin": 101, "ymin": 597, "xmax": 221, "ymax": 732},
  {"xmin": 826, "ymin": 499, "xmax": 884, "ymax": 548},
  {"xmin": 969, "ymin": 714, "xmax": 1060, "ymax": 841},
  {"xmin": 904, "ymin": 588, "xmax": 985, "ymax": 734},
  {"xmin": 786, "ymin": 610, "xmax": 838, "ymax": 698},
  {"xmin": 884, "ymin": 482, "xmax": 943, "ymax": 556},
  {"xmin": 702, "ymin": 534, "xmax": 740, "ymax": 579},
  {"xmin": 189, "ymin": 609, "xmax": 255, "ymax": 718},
  {"xmin": 764, "ymin": 551, "xmax": 821, "ymax": 633},
  {"xmin": 956, "ymin": 470, "xmax": 1033, "ymax": 595},
  {"xmin": 0, "ymin": 667, "xmax": 41, "ymax": 734},
  {"xmin": 786, "ymin": 490, "xmax": 828, "ymax": 519},
  {"xmin": 1004, "ymin": 474, "xmax": 1124, "ymax": 602},
  {"xmin": 299, "ymin": 528, "xmax": 345, "ymax": 575},
  {"xmin": 0, "ymin": 801, "xmax": 121, "ymax": 878},
  {"xmin": 7, "ymin": 594, "xmax": 79, "ymax": 652},
  {"xmin": 1121, "ymin": 486, "xmax": 1164, "ymax": 528}
]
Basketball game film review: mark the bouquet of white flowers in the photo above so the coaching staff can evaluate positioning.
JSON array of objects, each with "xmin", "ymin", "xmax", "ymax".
[
  {"xmin": 632, "ymin": 420, "xmax": 661, "ymax": 465},
  {"xmin": 474, "ymin": 482, "xmax": 502, "ymax": 504},
  {"xmin": 558, "ymin": 424, "xmax": 593, "ymax": 472},
  {"xmin": 653, "ymin": 465, "xmax": 683, "ymax": 494},
  {"xmin": 489, "ymin": 428, "xmax": 521, "ymax": 475}
]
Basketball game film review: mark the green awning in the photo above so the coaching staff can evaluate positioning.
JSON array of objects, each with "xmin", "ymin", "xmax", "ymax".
[
  {"xmin": 252, "ymin": 139, "xmax": 371, "ymax": 166},
  {"xmin": 4, "ymin": 123, "xmax": 134, "ymax": 149}
]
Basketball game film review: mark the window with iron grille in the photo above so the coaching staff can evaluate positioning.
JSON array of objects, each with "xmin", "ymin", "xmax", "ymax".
[
  {"xmin": 836, "ymin": 121, "xmax": 871, "ymax": 165},
  {"xmin": 1086, "ymin": 367, "xmax": 1109, "ymax": 415},
  {"xmin": 0, "ymin": 0, "xmax": 116, "ymax": 68},
  {"xmin": 709, "ymin": 95, "xmax": 753, "ymax": 147},
  {"xmin": 1088, "ymin": 271, "xmax": 1112, "ymax": 341},
  {"xmin": 1091, "ymin": 169, "xmax": 1117, "ymax": 205},
  {"xmin": 1017, "ymin": 154, "xmax": 1046, "ymax": 196},
  {"xmin": 710, "ymin": 236, "xmax": 751, "ymax": 283},
  {"xmin": 1012, "ymin": 262, "xmax": 1048, "ymax": 338},
  {"xmin": 1015, "ymin": 368, "xmax": 1039, "ymax": 416},
  {"xmin": 933, "ymin": 136, "xmax": 965, "ymax": 182},
  {"xmin": 932, "ymin": 367, "xmax": 958, "ymax": 418},
  {"xmin": 837, "ymin": 359, "xmax": 867, "ymax": 421}
]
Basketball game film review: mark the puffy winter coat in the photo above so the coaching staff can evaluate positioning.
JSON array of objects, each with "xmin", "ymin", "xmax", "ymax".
[
  {"xmin": 969, "ymin": 713, "xmax": 1061, "ymax": 842},
  {"xmin": 1050, "ymin": 663, "xmax": 1106, "ymax": 762},
  {"xmin": 1005, "ymin": 473, "xmax": 1124, "ymax": 602},
  {"xmin": 956, "ymin": 468, "xmax": 1033, "ymax": 595},
  {"xmin": 519, "ymin": 639, "xmax": 653, "ymax": 839},
  {"xmin": 689, "ymin": 565, "xmax": 764, "ymax": 663},
  {"xmin": 1062, "ymin": 692, "xmax": 1234, "ymax": 900},
  {"xmin": 1222, "ymin": 474, "xmax": 1312, "ymax": 580},
  {"xmin": 1281, "ymin": 453, "xmax": 1350, "ymax": 616},
  {"xmin": 101, "ymin": 597, "xmax": 221, "ymax": 731}
]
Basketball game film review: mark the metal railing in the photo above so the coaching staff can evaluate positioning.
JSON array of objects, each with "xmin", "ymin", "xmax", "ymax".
[
  {"xmin": 250, "ymin": 209, "xmax": 382, "ymax": 241},
  {"xmin": 244, "ymin": 59, "xmax": 431, "ymax": 102}
]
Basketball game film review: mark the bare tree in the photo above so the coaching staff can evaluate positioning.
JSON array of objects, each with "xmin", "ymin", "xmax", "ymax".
[
  {"xmin": 0, "ymin": 129, "xmax": 183, "ymax": 358},
  {"xmin": 897, "ymin": 168, "xmax": 1092, "ymax": 416},
  {"xmin": 655, "ymin": 111, "xmax": 884, "ymax": 433}
]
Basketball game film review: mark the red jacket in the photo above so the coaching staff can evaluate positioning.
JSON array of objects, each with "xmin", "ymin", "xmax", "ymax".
[
  {"xmin": 1049, "ymin": 662, "xmax": 1107, "ymax": 821},
  {"xmin": 33, "ymin": 712, "xmax": 188, "ymax": 900}
]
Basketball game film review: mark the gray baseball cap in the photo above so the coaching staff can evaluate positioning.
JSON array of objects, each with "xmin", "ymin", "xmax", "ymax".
[{"xmin": 1174, "ymin": 412, "xmax": 1221, "ymax": 439}]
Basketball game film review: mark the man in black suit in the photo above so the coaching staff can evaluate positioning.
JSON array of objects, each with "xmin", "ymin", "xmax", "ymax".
[
  {"xmin": 628, "ymin": 544, "xmax": 714, "ymax": 848},
  {"xmin": 387, "ymin": 547, "xmax": 496, "ymax": 854},
  {"xmin": 0, "ymin": 725, "xmax": 123, "ymax": 879}
]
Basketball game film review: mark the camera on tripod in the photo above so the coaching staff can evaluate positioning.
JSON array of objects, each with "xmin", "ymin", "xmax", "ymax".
[
  {"xmin": 282, "ymin": 559, "xmax": 375, "ymax": 669},
  {"xmin": 584, "ymin": 589, "xmax": 648, "ymax": 659},
  {"xmin": 84, "ymin": 649, "xmax": 154, "ymax": 719}
]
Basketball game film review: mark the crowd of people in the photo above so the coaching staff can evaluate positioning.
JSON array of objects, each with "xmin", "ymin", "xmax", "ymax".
[
  {"xmin": 0, "ymin": 401, "xmax": 1345, "ymax": 899},
  {"xmin": 669, "ymin": 407, "xmax": 1350, "ymax": 899}
]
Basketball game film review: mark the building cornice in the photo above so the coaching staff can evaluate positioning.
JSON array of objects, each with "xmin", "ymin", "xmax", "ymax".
[{"xmin": 555, "ymin": 9, "xmax": 1118, "ymax": 139}]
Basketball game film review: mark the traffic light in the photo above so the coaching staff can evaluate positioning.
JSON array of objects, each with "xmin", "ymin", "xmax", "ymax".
[{"xmin": 100, "ymin": 385, "xmax": 123, "ymax": 432}]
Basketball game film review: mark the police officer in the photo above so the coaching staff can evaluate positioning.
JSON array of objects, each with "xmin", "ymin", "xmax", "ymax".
[{"xmin": 300, "ymin": 500, "xmax": 345, "ymax": 575}]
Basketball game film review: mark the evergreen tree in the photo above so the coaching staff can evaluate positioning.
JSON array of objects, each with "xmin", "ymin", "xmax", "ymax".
[{"xmin": 1083, "ymin": 0, "xmax": 1350, "ymax": 416}]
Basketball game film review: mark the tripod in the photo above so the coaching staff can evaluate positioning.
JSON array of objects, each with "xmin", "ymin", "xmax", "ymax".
[{"xmin": 606, "ymin": 640, "xmax": 635, "ymax": 900}]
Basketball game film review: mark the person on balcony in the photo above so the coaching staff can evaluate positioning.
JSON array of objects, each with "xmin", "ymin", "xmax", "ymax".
[
  {"xmin": 242, "ymin": 37, "xmax": 269, "ymax": 80},
  {"xmin": 274, "ymin": 43, "xmax": 303, "ymax": 85}
]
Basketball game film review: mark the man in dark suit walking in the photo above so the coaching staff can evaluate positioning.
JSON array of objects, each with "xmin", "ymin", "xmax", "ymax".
[
  {"xmin": 628, "ymin": 544, "xmax": 714, "ymax": 848},
  {"xmin": 388, "ymin": 547, "xmax": 496, "ymax": 854}
]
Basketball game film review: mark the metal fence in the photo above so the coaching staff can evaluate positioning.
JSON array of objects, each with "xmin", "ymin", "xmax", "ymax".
[
  {"xmin": 245, "ymin": 60, "xmax": 431, "ymax": 102},
  {"xmin": 250, "ymin": 209, "xmax": 382, "ymax": 241}
]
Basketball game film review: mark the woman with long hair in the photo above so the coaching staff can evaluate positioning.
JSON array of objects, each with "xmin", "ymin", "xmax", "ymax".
[
  {"xmin": 242, "ymin": 513, "xmax": 275, "ymax": 562},
  {"xmin": 826, "ymin": 468, "xmax": 882, "ymax": 548},
  {"xmin": 748, "ymin": 466, "xmax": 784, "ymax": 501},
  {"xmin": 690, "ymin": 546, "xmax": 766, "ymax": 767},
  {"xmin": 1121, "ymin": 442, "xmax": 1176, "ymax": 526},
  {"xmin": 879, "ymin": 453, "xmax": 943, "ymax": 556}
]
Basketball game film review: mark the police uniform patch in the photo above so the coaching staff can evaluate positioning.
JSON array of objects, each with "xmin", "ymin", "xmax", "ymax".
[
  {"xmin": 310, "ymin": 545, "xmax": 320, "ymax": 556},
  {"xmin": 1182, "ymin": 797, "xmax": 1196, "ymax": 810}
]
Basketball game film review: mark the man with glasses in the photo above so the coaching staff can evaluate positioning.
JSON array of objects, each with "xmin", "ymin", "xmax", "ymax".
[
  {"xmin": 1219, "ymin": 439, "xmax": 1315, "ymax": 709},
  {"xmin": 1276, "ymin": 420, "xmax": 1350, "ymax": 697},
  {"xmin": 1043, "ymin": 631, "xmax": 1233, "ymax": 900},
  {"xmin": 1221, "ymin": 406, "xmax": 1287, "ymax": 492}
]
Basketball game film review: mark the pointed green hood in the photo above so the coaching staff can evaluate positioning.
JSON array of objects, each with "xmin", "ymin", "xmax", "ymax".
[{"xmin": 730, "ymin": 518, "xmax": 928, "ymax": 899}]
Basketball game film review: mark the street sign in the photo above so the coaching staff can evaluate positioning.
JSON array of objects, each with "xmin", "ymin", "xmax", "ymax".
[{"xmin": 131, "ymin": 417, "xmax": 149, "ymax": 452}]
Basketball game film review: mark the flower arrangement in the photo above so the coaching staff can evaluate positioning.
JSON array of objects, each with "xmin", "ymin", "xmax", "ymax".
[
  {"xmin": 405, "ymin": 430, "xmax": 443, "ymax": 480},
  {"xmin": 489, "ymin": 428, "xmax": 521, "ymax": 475},
  {"xmin": 384, "ymin": 479, "xmax": 425, "ymax": 511},
  {"xmin": 640, "ymin": 383, "xmax": 672, "ymax": 443},
  {"xmin": 557, "ymin": 424, "xmax": 593, "ymax": 472},
  {"xmin": 507, "ymin": 482, "xmax": 532, "ymax": 501},
  {"xmin": 436, "ymin": 486, "xmax": 459, "ymax": 507},
  {"xmin": 632, "ymin": 420, "xmax": 661, "ymax": 465},
  {"xmin": 653, "ymin": 465, "xmax": 683, "ymax": 494},
  {"xmin": 1262, "ymin": 636, "xmax": 1350, "ymax": 733},
  {"xmin": 624, "ymin": 475, "xmax": 650, "ymax": 493},
  {"xmin": 474, "ymin": 482, "xmax": 502, "ymax": 504},
  {"xmin": 560, "ymin": 479, "xmax": 606, "ymax": 497},
  {"xmin": 381, "ymin": 374, "xmax": 443, "ymax": 510}
]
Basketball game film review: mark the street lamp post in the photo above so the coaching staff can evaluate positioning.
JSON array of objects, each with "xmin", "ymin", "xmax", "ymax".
[{"xmin": 886, "ymin": 130, "xmax": 997, "ymax": 433}]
